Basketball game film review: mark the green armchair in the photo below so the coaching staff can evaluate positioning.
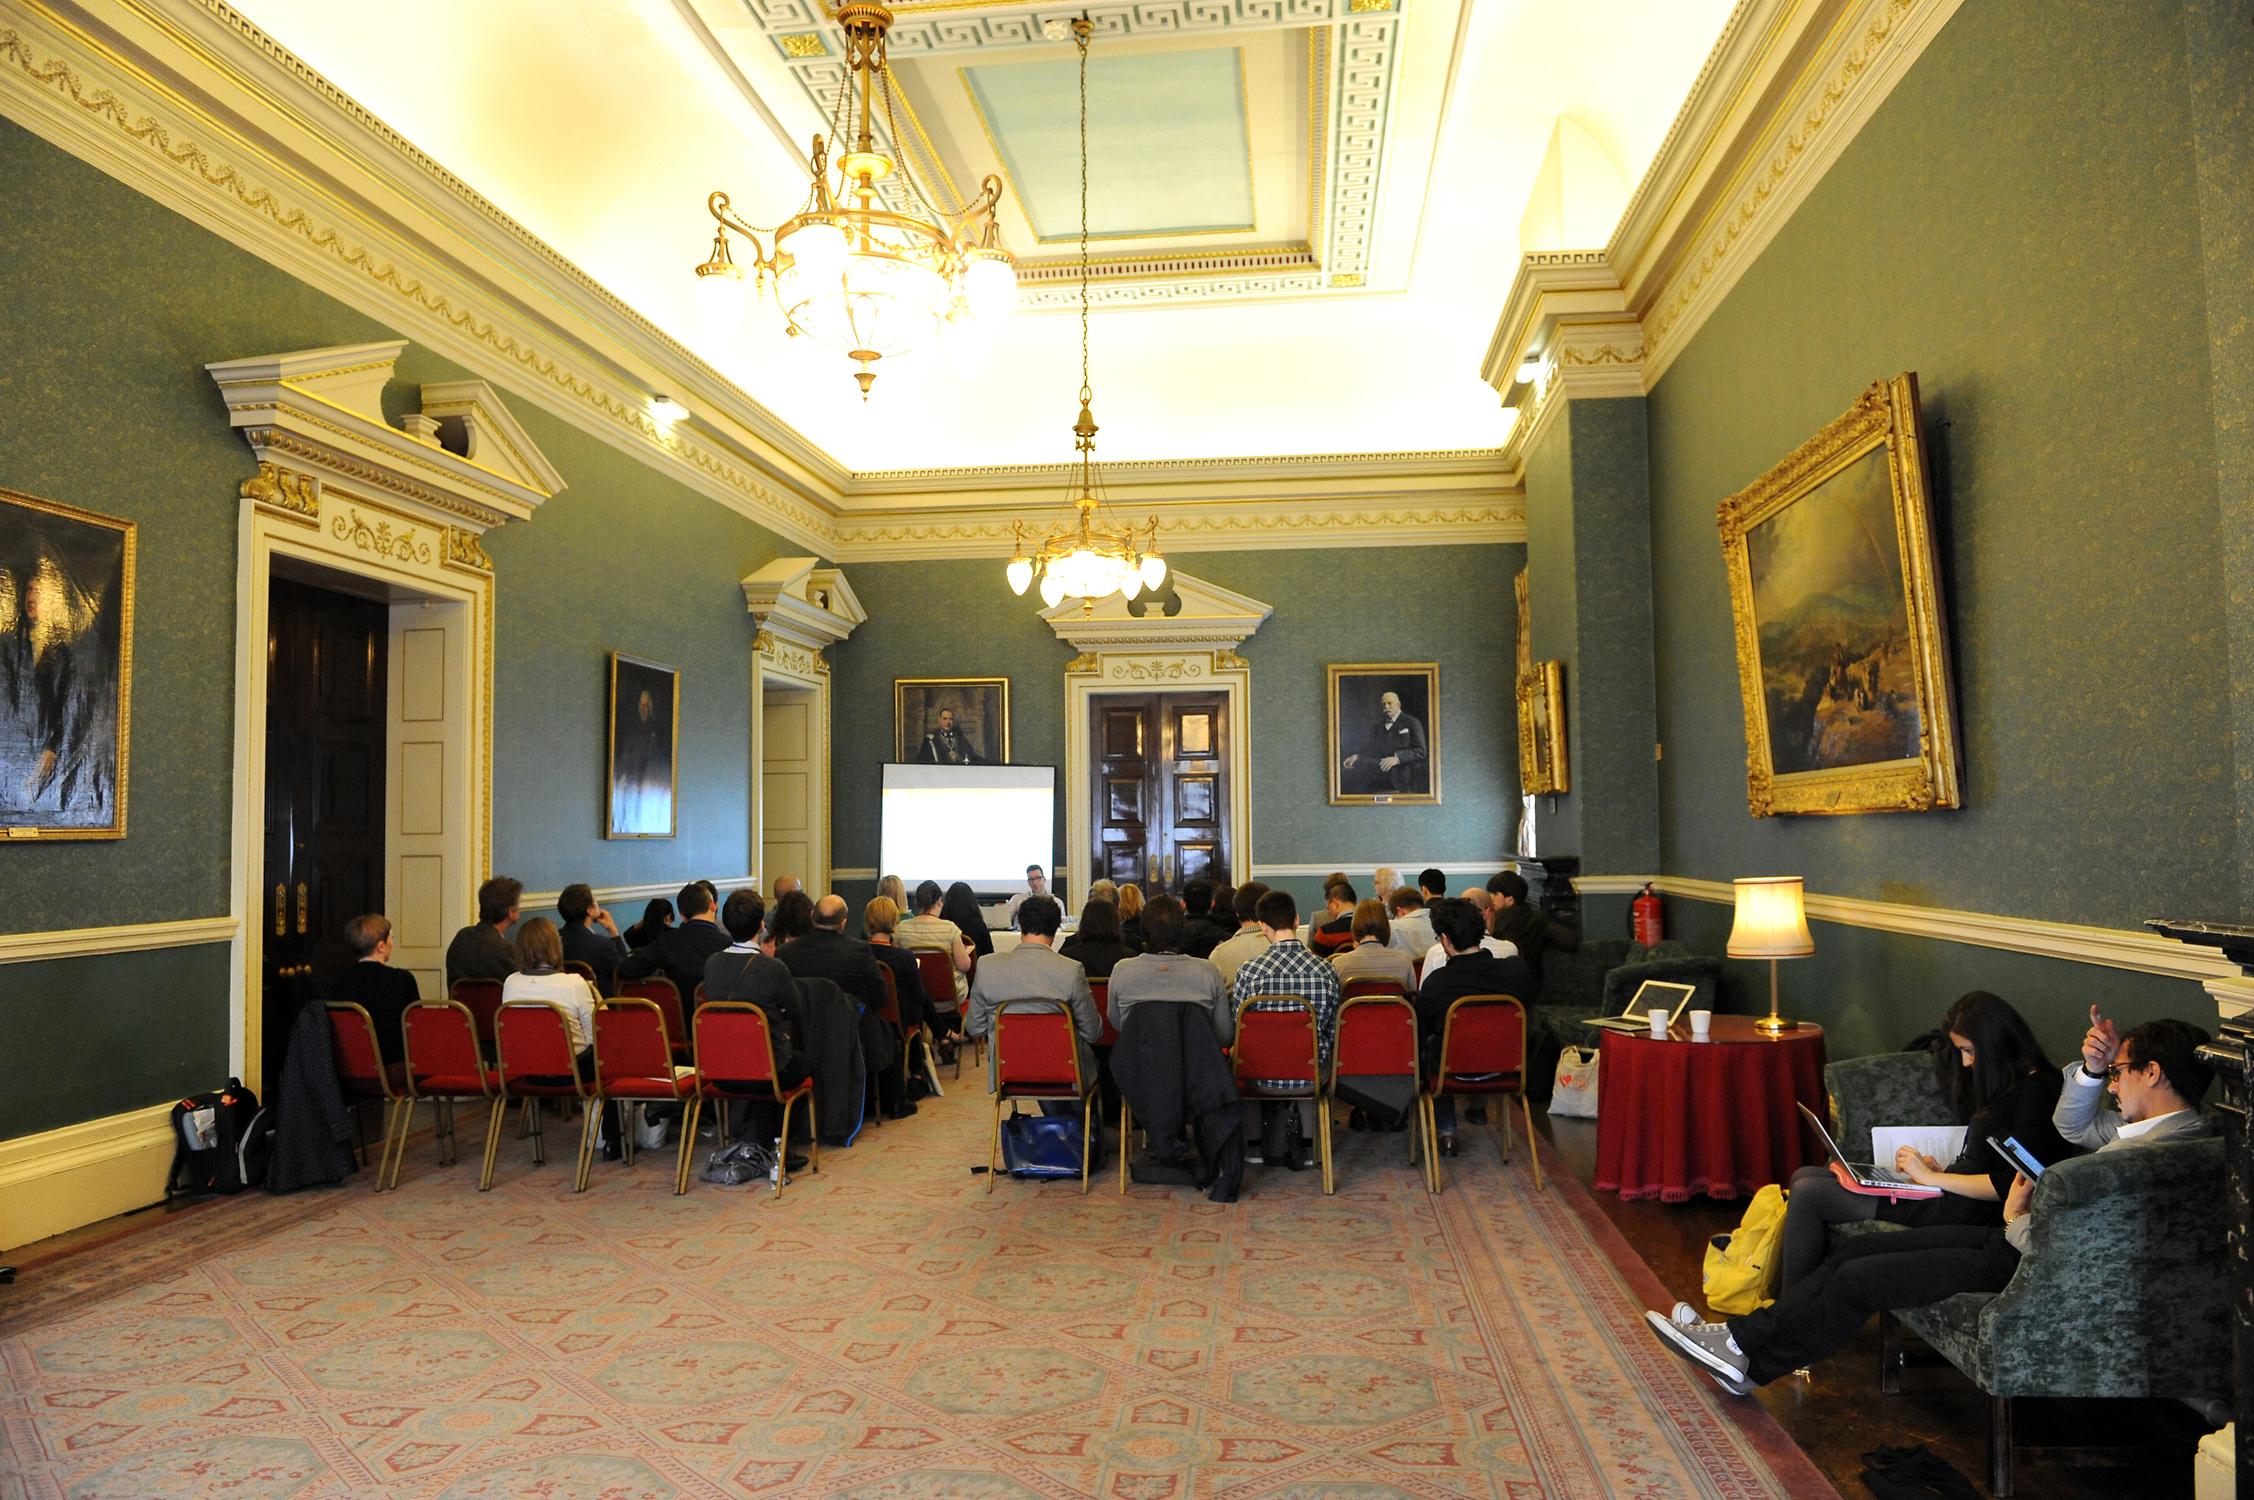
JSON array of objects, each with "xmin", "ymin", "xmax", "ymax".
[
  {"xmin": 1538, "ymin": 939, "xmax": 1722, "ymax": 1051},
  {"xmin": 1824, "ymin": 1051, "xmax": 2229, "ymax": 1496}
]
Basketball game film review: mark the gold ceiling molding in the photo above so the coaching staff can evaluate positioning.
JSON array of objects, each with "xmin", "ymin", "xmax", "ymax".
[
  {"xmin": 1481, "ymin": 0, "xmax": 1965, "ymax": 481},
  {"xmin": 830, "ymin": 495, "xmax": 1526, "ymax": 561}
]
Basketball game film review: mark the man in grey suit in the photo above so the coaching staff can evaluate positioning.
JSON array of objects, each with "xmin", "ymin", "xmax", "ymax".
[
  {"xmin": 2054, "ymin": 1007, "xmax": 2216, "ymax": 1152},
  {"xmin": 964, "ymin": 895, "xmax": 1100, "ymax": 1090}
]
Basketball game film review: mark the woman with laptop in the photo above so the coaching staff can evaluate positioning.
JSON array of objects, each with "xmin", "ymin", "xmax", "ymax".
[{"xmin": 1769, "ymin": 990, "xmax": 2070, "ymax": 1291}]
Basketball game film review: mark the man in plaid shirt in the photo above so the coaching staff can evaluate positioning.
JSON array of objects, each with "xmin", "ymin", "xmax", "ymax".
[{"xmin": 1231, "ymin": 890, "xmax": 1342, "ymax": 1170}]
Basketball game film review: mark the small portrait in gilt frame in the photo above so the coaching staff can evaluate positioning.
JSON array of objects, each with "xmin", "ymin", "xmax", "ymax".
[
  {"xmin": 0, "ymin": 488, "xmax": 135, "ymax": 840},
  {"xmin": 1327, "ymin": 663, "xmax": 1439, "ymax": 805},
  {"xmin": 1517, "ymin": 660, "xmax": 1568, "ymax": 795},
  {"xmin": 607, "ymin": 652, "xmax": 678, "ymax": 838},
  {"xmin": 1717, "ymin": 372, "xmax": 1962, "ymax": 817},
  {"xmin": 896, "ymin": 677, "xmax": 1009, "ymax": 765}
]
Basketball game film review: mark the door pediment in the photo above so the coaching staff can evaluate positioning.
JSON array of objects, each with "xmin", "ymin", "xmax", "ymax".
[{"xmin": 1039, "ymin": 571, "xmax": 1272, "ymax": 655}]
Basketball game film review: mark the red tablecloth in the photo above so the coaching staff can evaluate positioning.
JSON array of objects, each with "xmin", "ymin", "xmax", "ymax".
[{"xmin": 1592, "ymin": 1016, "xmax": 1828, "ymax": 1203}]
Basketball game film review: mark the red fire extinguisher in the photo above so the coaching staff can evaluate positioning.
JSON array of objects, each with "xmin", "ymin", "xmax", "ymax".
[{"xmin": 1633, "ymin": 883, "xmax": 1664, "ymax": 946}]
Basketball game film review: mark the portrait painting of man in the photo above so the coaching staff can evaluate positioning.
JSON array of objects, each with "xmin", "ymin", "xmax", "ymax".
[
  {"xmin": 607, "ymin": 653, "xmax": 677, "ymax": 838},
  {"xmin": 0, "ymin": 489, "xmax": 134, "ymax": 838},
  {"xmin": 894, "ymin": 678, "xmax": 1008, "ymax": 766},
  {"xmin": 1327, "ymin": 663, "xmax": 1439, "ymax": 805}
]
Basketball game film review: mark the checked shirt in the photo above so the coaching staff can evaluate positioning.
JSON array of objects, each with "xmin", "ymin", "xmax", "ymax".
[{"xmin": 1230, "ymin": 937, "xmax": 1342, "ymax": 1072}]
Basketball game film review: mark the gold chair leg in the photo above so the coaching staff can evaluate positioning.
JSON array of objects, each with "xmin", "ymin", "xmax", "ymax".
[
  {"xmin": 808, "ymin": 1087, "xmax": 820, "ymax": 1175},
  {"xmin": 573, "ymin": 1099, "xmax": 598, "ymax": 1193},
  {"xmin": 775, "ymin": 1094, "xmax": 795, "ymax": 1195},
  {"xmin": 1520, "ymin": 1095, "xmax": 1544, "ymax": 1190},
  {"xmin": 381, "ymin": 1098, "xmax": 413, "ymax": 1190},
  {"xmin": 478, "ymin": 1097, "xmax": 507, "ymax": 1191},
  {"xmin": 1080, "ymin": 1093, "xmax": 1093, "ymax": 1195},
  {"xmin": 528, "ymin": 1098, "xmax": 546, "ymax": 1166},
  {"xmin": 988, "ymin": 1096, "xmax": 1002, "ymax": 1193},
  {"xmin": 675, "ymin": 1096, "xmax": 703, "ymax": 1195},
  {"xmin": 1425, "ymin": 1096, "xmax": 1443, "ymax": 1194},
  {"xmin": 1118, "ymin": 1099, "xmax": 1132, "ymax": 1196},
  {"xmin": 1323, "ymin": 1096, "xmax": 1336, "ymax": 1195},
  {"xmin": 1495, "ymin": 1096, "xmax": 1512, "ymax": 1164}
]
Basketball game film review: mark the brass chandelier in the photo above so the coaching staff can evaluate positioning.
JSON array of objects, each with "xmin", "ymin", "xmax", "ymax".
[
  {"xmin": 1003, "ymin": 16, "xmax": 1165, "ymax": 614},
  {"xmin": 692, "ymin": 3, "xmax": 1017, "ymax": 398}
]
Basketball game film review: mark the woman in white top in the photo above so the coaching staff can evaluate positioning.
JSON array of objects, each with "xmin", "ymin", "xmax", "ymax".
[
  {"xmin": 895, "ymin": 879, "xmax": 974, "ymax": 1058},
  {"xmin": 501, "ymin": 917, "xmax": 600, "ymax": 1064}
]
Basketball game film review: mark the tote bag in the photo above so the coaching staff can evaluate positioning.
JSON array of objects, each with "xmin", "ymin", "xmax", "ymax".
[{"xmin": 1548, "ymin": 1045, "xmax": 1600, "ymax": 1118}]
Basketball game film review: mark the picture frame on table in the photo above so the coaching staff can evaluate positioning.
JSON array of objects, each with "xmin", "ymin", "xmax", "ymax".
[
  {"xmin": 0, "ymin": 487, "xmax": 135, "ymax": 840},
  {"xmin": 1326, "ymin": 662, "xmax": 1439, "ymax": 805},
  {"xmin": 1717, "ymin": 372, "xmax": 1961, "ymax": 817}
]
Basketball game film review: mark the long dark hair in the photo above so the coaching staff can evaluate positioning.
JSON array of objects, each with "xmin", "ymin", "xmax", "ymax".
[
  {"xmin": 1075, "ymin": 898, "xmax": 1122, "ymax": 945},
  {"xmin": 942, "ymin": 882, "xmax": 993, "ymax": 954},
  {"xmin": 624, "ymin": 898, "xmax": 674, "ymax": 948},
  {"xmin": 1940, "ymin": 991, "xmax": 2051, "ymax": 1121}
]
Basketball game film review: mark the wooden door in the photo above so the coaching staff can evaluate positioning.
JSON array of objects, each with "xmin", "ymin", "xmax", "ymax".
[
  {"xmin": 263, "ymin": 578, "xmax": 388, "ymax": 1093},
  {"xmin": 1089, "ymin": 692, "xmax": 1230, "ymax": 897}
]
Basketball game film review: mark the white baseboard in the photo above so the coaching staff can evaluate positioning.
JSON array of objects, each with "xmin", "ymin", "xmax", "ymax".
[{"xmin": 0, "ymin": 1103, "xmax": 176, "ymax": 1253}]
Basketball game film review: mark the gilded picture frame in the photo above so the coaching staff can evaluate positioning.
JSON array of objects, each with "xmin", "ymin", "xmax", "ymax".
[
  {"xmin": 0, "ymin": 487, "xmax": 135, "ymax": 840},
  {"xmin": 606, "ymin": 652, "xmax": 679, "ymax": 838},
  {"xmin": 1327, "ymin": 662, "xmax": 1440, "ymax": 805},
  {"xmin": 1717, "ymin": 372, "xmax": 1962, "ymax": 817},
  {"xmin": 1517, "ymin": 659, "xmax": 1568, "ymax": 795},
  {"xmin": 895, "ymin": 677, "xmax": 1009, "ymax": 765}
]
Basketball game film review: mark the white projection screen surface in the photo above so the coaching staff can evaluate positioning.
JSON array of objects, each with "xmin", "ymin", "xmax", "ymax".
[{"xmin": 880, "ymin": 764, "xmax": 1055, "ymax": 894}]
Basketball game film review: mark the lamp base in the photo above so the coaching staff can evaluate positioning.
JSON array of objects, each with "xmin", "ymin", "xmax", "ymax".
[{"xmin": 1755, "ymin": 1013, "xmax": 1800, "ymax": 1035}]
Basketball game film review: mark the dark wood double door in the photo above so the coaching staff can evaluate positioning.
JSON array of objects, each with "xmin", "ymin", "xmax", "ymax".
[
  {"xmin": 261, "ymin": 577, "xmax": 388, "ymax": 1091},
  {"xmin": 1090, "ymin": 692, "xmax": 1230, "ymax": 897}
]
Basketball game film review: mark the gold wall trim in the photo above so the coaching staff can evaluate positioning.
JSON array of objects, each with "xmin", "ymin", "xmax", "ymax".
[
  {"xmin": 0, "ymin": 1103, "xmax": 175, "ymax": 1253},
  {"xmin": 0, "ymin": 915, "xmax": 238, "ymax": 965}
]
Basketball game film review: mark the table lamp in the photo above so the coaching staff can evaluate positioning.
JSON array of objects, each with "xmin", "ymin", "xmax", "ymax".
[{"xmin": 1728, "ymin": 876, "xmax": 1814, "ymax": 1035}]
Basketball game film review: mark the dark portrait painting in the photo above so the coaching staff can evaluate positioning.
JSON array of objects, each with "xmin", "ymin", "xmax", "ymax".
[
  {"xmin": 1327, "ymin": 663, "xmax": 1439, "ymax": 805},
  {"xmin": 895, "ymin": 677, "xmax": 1009, "ymax": 765},
  {"xmin": 607, "ymin": 653, "xmax": 677, "ymax": 839},
  {"xmin": 0, "ymin": 489, "xmax": 135, "ymax": 839}
]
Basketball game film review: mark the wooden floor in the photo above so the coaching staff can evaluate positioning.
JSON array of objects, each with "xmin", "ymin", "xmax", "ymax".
[
  {"xmin": 1539, "ymin": 1113, "xmax": 2210, "ymax": 1499},
  {"xmin": 3, "ymin": 1109, "xmax": 2219, "ymax": 1498}
]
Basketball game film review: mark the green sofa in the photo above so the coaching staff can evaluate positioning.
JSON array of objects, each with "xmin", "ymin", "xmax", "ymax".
[
  {"xmin": 1538, "ymin": 938, "xmax": 1723, "ymax": 1050},
  {"xmin": 1825, "ymin": 1052, "xmax": 2229, "ymax": 1496}
]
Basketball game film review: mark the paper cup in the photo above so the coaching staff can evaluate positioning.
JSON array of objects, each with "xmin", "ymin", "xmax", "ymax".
[
  {"xmin": 1690, "ymin": 1009, "xmax": 1713, "ymax": 1038},
  {"xmin": 1647, "ymin": 1008, "xmax": 1669, "ymax": 1038}
]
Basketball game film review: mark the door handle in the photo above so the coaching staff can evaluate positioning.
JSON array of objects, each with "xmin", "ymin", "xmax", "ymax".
[
  {"xmin": 1163, "ymin": 852, "xmax": 1173, "ymax": 889},
  {"xmin": 274, "ymin": 883, "xmax": 286, "ymax": 937},
  {"xmin": 1147, "ymin": 852, "xmax": 1158, "ymax": 886},
  {"xmin": 296, "ymin": 882, "xmax": 309, "ymax": 935}
]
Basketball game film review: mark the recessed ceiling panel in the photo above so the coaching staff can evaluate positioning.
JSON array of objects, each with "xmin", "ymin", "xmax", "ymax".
[{"xmin": 964, "ymin": 49, "xmax": 1254, "ymax": 243}]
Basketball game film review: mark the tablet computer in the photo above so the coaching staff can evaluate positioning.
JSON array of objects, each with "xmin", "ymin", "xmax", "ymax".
[{"xmin": 1986, "ymin": 1134, "xmax": 2046, "ymax": 1180}]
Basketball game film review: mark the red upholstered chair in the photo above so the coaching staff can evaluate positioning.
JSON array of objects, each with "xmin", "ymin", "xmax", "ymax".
[
  {"xmin": 402, "ymin": 1000, "xmax": 505, "ymax": 1190},
  {"xmin": 1412, "ymin": 960, "xmax": 1424, "ymax": 987},
  {"xmin": 1330, "ymin": 994, "xmax": 1432, "ymax": 1192},
  {"xmin": 1341, "ymin": 978, "xmax": 1409, "ymax": 1003},
  {"xmin": 619, "ymin": 976, "xmax": 689, "ymax": 1064},
  {"xmin": 910, "ymin": 947, "xmax": 977, "ymax": 1077},
  {"xmin": 562, "ymin": 958, "xmax": 599, "ymax": 990},
  {"xmin": 872, "ymin": 964, "xmax": 937, "ymax": 1100},
  {"xmin": 495, "ymin": 1002, "xmax": 598, "ymax": 1193},
  {"xmin": 449, "ymin": 977, "xmax": 506, "ymax": 1060},
  {"xmin": 1426, "ymin": 993, "xmax": 1542, "ymax": 1193},
  {"xmin": 688, "ymin": 1002, "xmax": 817, "ymax": 1195},
  {"xmin": 988, "ymin": 1001, "xmax": 1096, "ymax": 1194},
  {"xmin": 1090, "ymin": 978, "xmax": 1118, "ymax": 1047},
  {"xmin": 593, "ymin": 999, "xmax": 697, "ymax": 1192},
  {"xmin": 326, "ymin": 1001, "xmax": 409, "ymax": 1191},
  {"xmin": 1233, "ymin": 994, "xmax": 1334, "ymax": 1194}
]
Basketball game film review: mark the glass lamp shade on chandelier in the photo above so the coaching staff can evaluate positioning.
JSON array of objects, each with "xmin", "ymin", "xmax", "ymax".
[
  {"xmin": 692, "ymin": 3, "xmax": 1017, "ymax": 398},
  {"xmin": 1003, "ymin": 16, "xmax": 1165, "ymax": 615}
]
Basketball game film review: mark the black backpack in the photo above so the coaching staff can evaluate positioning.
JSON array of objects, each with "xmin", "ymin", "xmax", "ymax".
[{"xmin": 167, "ymin": 1078, "xmax": 264, "ymax": 1197}]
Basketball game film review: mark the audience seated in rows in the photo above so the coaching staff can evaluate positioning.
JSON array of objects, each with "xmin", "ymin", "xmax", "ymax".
[
  {"xmin": 1180, "ymin": 880, "xmax": 1231, "ymax": 959},
  {"xmin": 898, "ymin": 879, "xmax": 974, "ymax": 1027},
  {"xmin": 1311, "ymin": 877, "xmax": 1356, "ymax": 952},
  {"xmin": 1117, "ymin": 883, "xmax": 1147, "ymax": 952},
  {"xmin": 1486, "ymin": 871, "xmax": 1578, "ymax": 990},
  {"xmin": 965, "ymin": 894, "xmax": 1100, "ymax": 1088},
  {"xmin": 1208, "ymin": 881, "xmax": 1272, "ymax": 988},
  {"xmin": 622, "ymin": 897, "xmax": 674, "ymax": 949},
  {"xmin": 1417, "ymin": 867, "xmax": 1449, "ymax": 904},
  {"xmin": 501, "ymin": 916, "xmax": 599, "ymax": 1059},
  {"xmin": 1110, "ymin": 894, "xmax": 1234, "ymax": 1045},
  {"xmin": 1416, "ymin": 898, "xmax": 1534, "ymax": 1155},
  {"xmin": 619, "ymin": 881, "xmax": 731, "ymax": 996},
  {"xmin": 558, "ymin": 882, "xmax": 629, "ymax": 997},
  {"xmin": 1386, "ymin": 886, "xmax": 1435, "ymax": 959},
  {"xmin": 1059, "ymin": 898, "xmax": 1134, "ymax": 978},
  {"xmin": 1087, "ymin": 879, "xmax": 1118, "ymax": 906},
  {"xmin": 941, "ymin": 881, "xmax": 996, "ymax": 958},
  {"xmin": 446, "ymin": 876, "xmax": 521, "ymax": 987},
  {"xmin": 1231, "ymin": 889, "xmax": 1340, "ymax": 1167},
  {"xmin": 1330, "ymin": 899, "xmax": 1417, "ymax": 993},
  {"xmin": 326, "ymin": 913, "xmax": 418, "ymax": 1062},
  {"xmin": 1371, "ymin": 866, "xmax": 1400, "ymax": 904},
  {"xmin": 780, "ymin": 894, "xmax": 914, "ymax": 1120},
  {"xmin": 862, "ymin": 895, "xmax": 933, "ymax": 1038},
  {"xmin": 1648, "ymin": 1006, "xmax": 2217, "ymax": 1396},
  {"xmin": 701, "ymin": 889, "xmax": 808, "ymax": 1153},
  {"xmin": 877, "ymin": 874, "xmax": 909, "ymax": 914}
]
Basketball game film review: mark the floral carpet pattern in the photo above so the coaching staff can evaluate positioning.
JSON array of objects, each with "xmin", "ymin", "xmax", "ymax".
[{"xmin": 0, "ymin": 1085, "xmax": 1832, "ymax": 1499}]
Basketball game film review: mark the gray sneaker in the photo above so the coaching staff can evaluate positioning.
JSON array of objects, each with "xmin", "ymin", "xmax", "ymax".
[
  {"xmin": 1669, "ymin": 1301, "xmax": 1699, "ymax": 1328},
  {"xmin": 1643, "ymin": 1310, "xmax": 1752, "ymax": 1395}
]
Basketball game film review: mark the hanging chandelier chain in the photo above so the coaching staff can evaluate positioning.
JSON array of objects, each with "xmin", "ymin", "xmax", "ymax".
[{"xmin": 1078, "ymin": 17, "xmax": 1091, "ymax": 409}]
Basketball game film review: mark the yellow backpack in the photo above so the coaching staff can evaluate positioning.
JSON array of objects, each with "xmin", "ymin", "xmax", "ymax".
[{"xmin": 1702, "ymin": 1183, "xmax": 1788, "ymax": 1315}]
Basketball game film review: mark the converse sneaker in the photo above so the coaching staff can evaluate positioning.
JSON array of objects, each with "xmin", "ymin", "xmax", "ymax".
[
  {"xmin": 1643, "ymin": 1310, "xmax": 1753, "ymax": 1396},
  {"xmin": 1668, "ymin": 1301, "xmax": 1699, "ymax": 1329}
]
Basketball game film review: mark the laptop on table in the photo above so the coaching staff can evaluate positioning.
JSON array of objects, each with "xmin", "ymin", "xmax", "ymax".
[
  {"xmin": 1797, "ymin": 1101, "xmax": 1942, "ymax": 1196},
  {"xmin": 1587, "ymin": 979, "xmax": 1699, "ymax": 1034}
]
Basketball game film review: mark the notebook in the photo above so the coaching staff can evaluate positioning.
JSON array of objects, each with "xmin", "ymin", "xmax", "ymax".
[
  {"xmin": 1798, "ymin": 1101, "xmax": 1942, "ymax": 1196},
  {"xmin": 1587, "ymin": 979, "xmax": 1699, "ymax": 1034}
]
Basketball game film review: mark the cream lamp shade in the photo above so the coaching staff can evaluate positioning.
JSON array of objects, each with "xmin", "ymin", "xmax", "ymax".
[{"xmin": 1727, "ymin": 876, "xmax": 1815, "ymax": 958}]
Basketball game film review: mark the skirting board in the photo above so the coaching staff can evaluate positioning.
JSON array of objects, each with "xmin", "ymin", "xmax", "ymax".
[
  {"xmin": 0, "ymin": 1102, "xmax": 175, "ymax": 1253},
  {"xmin": 1574, "ymin": 874, "xmax": 2247, "ymax": 1003}
]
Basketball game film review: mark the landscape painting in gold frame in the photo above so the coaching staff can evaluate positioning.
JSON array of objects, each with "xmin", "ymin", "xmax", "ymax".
[
  {"xmin": 1517, "ymin": 660, "xmax": 1567, "ymax": 795},
  {"xmin": 1717, "ymin": 373, "xmax": 1961, "ymax": 817}
]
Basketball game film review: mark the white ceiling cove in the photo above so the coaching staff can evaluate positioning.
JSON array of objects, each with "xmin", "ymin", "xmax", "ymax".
[{"xmin": 225, "ymin": 0, "xmax": 1737, "ymax": 474}]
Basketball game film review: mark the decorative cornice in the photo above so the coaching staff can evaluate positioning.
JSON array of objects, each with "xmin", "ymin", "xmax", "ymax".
[
  {"xmin": 833, "ymin": 498, "xmax": 1525, "ymax": 560},
  {"xmin": 844, "ymin": 447, "xmax": 1505, "ymax": 492},
  {"xmin": 1573, "ymin": 875, "xmax": 2245, "ymax": 989},
  {"xmin": 0, "ymin": 915, "xmax": 238, "ymax": 966}
]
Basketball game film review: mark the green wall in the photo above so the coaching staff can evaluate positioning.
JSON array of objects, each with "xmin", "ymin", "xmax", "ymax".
[
  {"xmin": 0, "ymin": 116, "xmax": 794, "ymax": 1138},
  {"xmin": 828, "ymin": 545, "xmax": 1524, "ymax": 913},
  {"xmin": 1644, "ymin": 0, "xmax": 2235, "ymax": 933}
]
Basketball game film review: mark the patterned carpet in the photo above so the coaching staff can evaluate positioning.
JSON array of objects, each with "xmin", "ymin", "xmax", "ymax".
[{"xmin": 0, "ymin": 1082, "xmax": 1834, "ymax": 1499}]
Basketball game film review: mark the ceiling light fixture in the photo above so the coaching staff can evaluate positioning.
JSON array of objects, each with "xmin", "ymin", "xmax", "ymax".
[
  {"xmin": 1003, "ymin": 16, "xmax": 1164, "ymax": 616},
  {"xmin": 692, "ymin": 3, "xmax": 1016, "ymax": 399},
  {"xmin": 649, "ymin": 394, "xmax": 688, "ymax": 427}
]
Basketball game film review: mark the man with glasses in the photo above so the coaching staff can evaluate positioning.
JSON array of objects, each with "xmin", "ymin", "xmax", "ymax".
[{"xmin": 1645, "ymin": 1014, "xmax": 2215, "ymax": 1395}]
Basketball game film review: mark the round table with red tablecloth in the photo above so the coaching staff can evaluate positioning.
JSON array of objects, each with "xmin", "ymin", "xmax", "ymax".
[{"xmin": 1591, "ymin": 1015, "xmax": 1828, "ymax": 1202}]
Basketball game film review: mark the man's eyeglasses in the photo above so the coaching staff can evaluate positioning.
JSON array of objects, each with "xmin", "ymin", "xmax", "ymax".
[{"xmin": 2105, "ymin": 1058, "xmax": 2148, "ymax": 1081}]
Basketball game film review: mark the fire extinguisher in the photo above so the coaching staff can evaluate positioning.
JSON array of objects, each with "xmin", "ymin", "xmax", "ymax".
[{"xmin": 1633, "ymin": 883, "xmax": 1664, "ymax": 946}]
